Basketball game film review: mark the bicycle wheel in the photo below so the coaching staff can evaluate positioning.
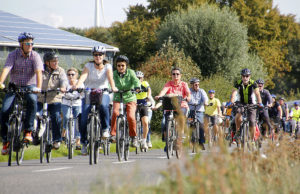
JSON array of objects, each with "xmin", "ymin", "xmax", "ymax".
[
  {"xmin": 46, "ymin": 120, "xmax": 52, "ymax": 163},
  {"xmin": 175, "ymin": 128, "xmax": 183, "ymax": 159},
  {"xmin": 39, "ymin": 119, "xmax": 46, "ymax": 163},
  {"xmin": 94, "ymin": 118, "xmax": 100, "ymax": 164},
  {"xmin": 116, "ymin": 118, "xmax": 125, "ymax": 161},
  {"xmin": 124, "ymin": 123, "xmax": 130, "ymax": 161},
  {"xmin": 166, "ymin": 119, "xmax": 174, "ymax": 159},
  {"xmin": 208, "ymin": 126, "xmax": 214, "ymax": 148},
  {"xmin": 88, "ymin": 116, "xmax": 95, "ymax": 165},
  {"xmin": 68, "ymin": 119, "xmax": 74, "ymax": 159},
  {"xmin": 136, "ymin": 120, "xmax": 142, "ymax": 154},
  {"xmin": 192, "ymin": 122, "xmax": 200, "ymax": 153},
  {"xmin": 16, "ymin": 123, "xmax": 25, "ymax": 166},
  {"xmin": 8, "ymin": 119, "xmax": 16, "ymax": 166},
  {"xmin": 241, "ymin": 123, "xmax": 249, "ymax": 152}
]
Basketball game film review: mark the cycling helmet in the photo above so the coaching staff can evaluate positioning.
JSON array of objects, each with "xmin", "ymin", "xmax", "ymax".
[
  {"xmin": 279, "ymin": 97, "xmax": 285, "ymax": 101},
  {"xmin": 294, "ymin": 102, "xmax": 299, "ymax": 106},
  {"xmin": 241, "ymin": 68, "xmax": 251, "ymax": 76},
  {"xmin": 189, "ymin": 78, "xmax": 200, "ymax": 84},
  {"xmin": 136, "ymin": 71, "xmax": 144, "ymax": 78},
  {"xmin": 208, "ymin": 90, "xmax": 215, "ymax": 94},
  {"xmin": 18, "ymin": 32, "xmax": 34, "ymax": 42},
  {"xmin": 43, "ymin": 51, "xmax": 59, "ymax": 62},
  {"xmin": 116, "ymin": 55, "xmax": 129, "ymax": 64},
  {"xmin": 256, "ymin": 79, "xmax": 265, "ymax": 84},
  {"xmin": 92, "ymin": 46, "xmax": 106, "ymax": 54},
  {"xmin": 271, "ymin": 94, "xmax": 276, "ymax": 98}
]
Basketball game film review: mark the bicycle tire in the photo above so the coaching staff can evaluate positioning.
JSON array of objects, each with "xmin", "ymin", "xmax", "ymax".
[
  {"xmin": 68, "ymin": 119, "xmax": 74, "ymax": 159},
  {"xmin": 116, "ymin": 118, "xmax": 125, "ymax": 161},
  {"xmin": 8, "ymin": 119, "xmax": 16, "ymax": 166},
  {"xmin": 16, "ymin": 123, "xmax": 25, "ymax": 166},
  {"xmin": 166, "ymin": 119, "xmax": 174, "ymax": 159},
  {"xmin": 94, "ymin": 118, "xmax": 100, "ymax": 164},
  {"xmin": 136, "ymin": 120, "xmax": 142, "ymax": 154},
  {"xmin": 39, "ymin": 119, "xmax": 46, "ymax": 163},
  {"xmin": 208, "ymin": 126, "xmax": 214, "ymax": 148},
  {"xmin": 88, "ymin": 116, "xmax": 95, "ymax": 165},
  {"xmin": 192, "ymin": 122, "xmax": 200, "ymax": 153},
  {"xmin": 124, "ymin": 122, "xmax": 130, "ymax": 161},
  {"xmin": 175, "ymin": 129, "xmax": 183, "ymax": 159},
  {"xmin": 46, "ymin": 120, "xmax": 52, "ymax": 163}
]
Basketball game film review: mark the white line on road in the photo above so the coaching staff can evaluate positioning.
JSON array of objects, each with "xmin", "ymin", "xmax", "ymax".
[
  {"xmin": 32, "ymin": 167, "xmax": 73, "ymax": 173},
  {"xmin": 112, "ymin": 160, "xmax": 135, "ymax": 164},
  {"xmin": 157, "ymin": 156, "xmax": 167, "ymax": 159}
]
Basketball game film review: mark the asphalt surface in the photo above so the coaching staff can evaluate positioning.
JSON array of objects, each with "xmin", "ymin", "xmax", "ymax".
[{"xmin": 0, "ymin": 148, "xmax": 194, "ymax": 194}]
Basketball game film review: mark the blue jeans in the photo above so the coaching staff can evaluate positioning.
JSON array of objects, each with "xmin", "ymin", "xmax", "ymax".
[
  {"xmin": 146, "ymin": 110, "xmax": 152, "ymax": 142},
  {"xmin": 38, "ymin": 102, "xmax": 62, "ymax": 142},
  {"xmin": 1, "ymin": 85, "xmax": 37, "ymax": 142},
  {"xmin": 195, "ymin": 111, "xmax": 205, "ymax": 144},
  {"xmin": 61, "ymin": 104, "xmax": 81, "ymax": 138},
  {"xmin": 80, "ymin": 93, "xmax": 110, "ymax": 145}
]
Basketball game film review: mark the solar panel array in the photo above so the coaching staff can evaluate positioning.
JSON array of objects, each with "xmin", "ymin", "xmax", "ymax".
[{"xmin": 0, "ymin": 10, "xmax": 119, "ymax": 51}]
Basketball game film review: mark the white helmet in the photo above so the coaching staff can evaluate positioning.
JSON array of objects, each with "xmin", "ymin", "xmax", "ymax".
[
  {"xmin": 136, "ymin": 71, "xmax": 144, "ymax": 78},
  {"xmin": 92, "ymin": 46, "xmax": 106, "ymax": 54}
]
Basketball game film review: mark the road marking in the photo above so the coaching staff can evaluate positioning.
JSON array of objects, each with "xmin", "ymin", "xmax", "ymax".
[
  {"xmin": 157, "ymin": 156, "xmax": 167, "ymax": 159},
  {"xmin": 32, "ymin": 167, "xmax": 73, "ymax": 173},
  {"xmin": 112, "ymin": 160, "xmax": 135, "ymax": 164}
]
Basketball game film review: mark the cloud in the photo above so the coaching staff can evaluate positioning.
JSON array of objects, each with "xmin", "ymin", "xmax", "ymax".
[{"xmin": 43, "ymin": 13, "xmax": 64, "ymax": 28}]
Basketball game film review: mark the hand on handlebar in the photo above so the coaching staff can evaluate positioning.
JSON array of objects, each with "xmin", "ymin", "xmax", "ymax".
[{"xmin": 32, "ymin": 87, "xmax": 41, "ymax": 93}]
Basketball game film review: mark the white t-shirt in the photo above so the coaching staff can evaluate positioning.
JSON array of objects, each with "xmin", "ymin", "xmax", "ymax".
[
  {"xmin": 62, "ymin": 81, "xmax": 84, "ymax": 107},
  {"xmin": 84, "ymin": 62, "xmax": 112, "ymax": 89}
]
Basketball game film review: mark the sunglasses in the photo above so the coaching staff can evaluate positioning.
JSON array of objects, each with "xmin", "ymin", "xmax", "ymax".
[
  {"xmin": 24, "ymin": 42, "xmax": 34, "ymax": 46},
  {"xmin": 172, "ymin": 73, "xmax": 180, "ymax": 76},
  {"xmin": 242, "ymin": 75, "xmax": 250, "ymax": 78},
  {"xmin": 67, "ymin": 74, "xmax": 75, "ymax": 76},
  {"xmin": 93, "ymin": 53, "xmax": 104, "ymax": 57}
]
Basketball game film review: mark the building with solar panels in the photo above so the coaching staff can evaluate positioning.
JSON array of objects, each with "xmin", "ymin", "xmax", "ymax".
[{"xmin": 0, "ymin": 10, "xmax": 119, "ymax": 70}]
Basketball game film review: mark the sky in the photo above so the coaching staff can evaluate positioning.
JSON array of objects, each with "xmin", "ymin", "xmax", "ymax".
[{"xmin": 0, "ymin": 0, "xmax": 299, "ymax": 29}]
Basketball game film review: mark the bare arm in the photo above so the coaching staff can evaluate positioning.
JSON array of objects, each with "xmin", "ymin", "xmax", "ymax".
[
  {"xmin": 0, "ymin": 67, "xmax": 11, "ymax": 84},
  {"xmin": 35, "ymin": 70, "xmax": 43, "ymax": 89},
  {"xmin": 278, "ymin": 105, "xmax": 282, "ymax": 119},
  {"xmin": 230, "ymin": 89, "xmax": 237, "ymax": 103},
  {"xmin": 254, "ymin": 88, "xmax": 262, "ymax": 104},
  {"xmin": 106, "ymin": 68, "xmax": 117, "ymax": 92},
  {"xmin": 147, "ymin": 87, "xmax": 152, "ymax": 99},
  {"xmin": 155, "ymin": 87, "xmax": 169, "ymax": 100},
  {"xmin": 76, "ymin": 67, "xmax": 89, "ymax": 88}
]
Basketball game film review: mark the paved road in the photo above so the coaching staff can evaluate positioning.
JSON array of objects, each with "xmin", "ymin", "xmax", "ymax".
[{"xmin": 0, "ymin": 148, "xmax": 196, "ymax": 194}]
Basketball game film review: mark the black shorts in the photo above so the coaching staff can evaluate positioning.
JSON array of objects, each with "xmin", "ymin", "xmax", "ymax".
[
  {"xmin": 204, "ymin": 114, "xmax": 218, "ymax": 125},
  {"xmin": 137, "ymin": 106, "xmax": 148, "ymax": 118}
]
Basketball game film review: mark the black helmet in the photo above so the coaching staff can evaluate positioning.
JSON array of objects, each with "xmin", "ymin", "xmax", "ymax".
[
  {"xmin": 189, "ymin": 78, "xmax": 200, "ymax": 84},
  {"xmin": 256, "ymin": 79, "xmax": 264, "ymax": 84},
  {"xmin": 43, "ymin": 51, "xmax": 59, "ymax": 62},
  {"xmin": 18, "ymin": 32, "xmax": 34, "ymax": 42},
  {"xmin": 115, "ymin": 55, "xmax": 129, "ymax": 64},
  {"xmin": 241, "ymin": 68, "xmax": 251, "ymax": 76}
]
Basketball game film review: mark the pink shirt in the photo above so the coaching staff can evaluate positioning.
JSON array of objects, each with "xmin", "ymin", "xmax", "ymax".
[{"xmin": 163, "ymin": 81, "xmax": 190, "ymax": 108}]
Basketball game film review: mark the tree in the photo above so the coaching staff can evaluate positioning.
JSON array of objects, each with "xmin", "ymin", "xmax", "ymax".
[
  {"xmin": 157, "ymin": 4, "xmax": 266, "ymax": 80},
  {"xmin": 111, "ymin": 18, "xmax": 160, "ymax": 69},
  {"xmin": 126, "ymin": 4, "xmax": 153, "ymax": 21},
  {"xmin": 84, "ymin": 27, "xmax": 115, "ymax": 46}
]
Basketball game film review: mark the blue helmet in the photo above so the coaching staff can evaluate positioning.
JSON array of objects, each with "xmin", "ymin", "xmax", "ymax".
[
  {"xmin": 18, "ymin": 32, "xmax": 34, "ymax": 42},
  {"xmin": 208, "ymin": 90, "xmax": 215, "ymax": 94},
  {"xmin": 271, "ymin": 94, "xmax": 276, "ymax": 98},
  {"xmin": 294, "ymin": 102, "xmax": 299, "ymax": 106}
]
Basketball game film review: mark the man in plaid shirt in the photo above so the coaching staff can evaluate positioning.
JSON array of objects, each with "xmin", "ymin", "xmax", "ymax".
[{"xmin": 0, "ymin": 32, "xmax": 43, "ymax": 155}]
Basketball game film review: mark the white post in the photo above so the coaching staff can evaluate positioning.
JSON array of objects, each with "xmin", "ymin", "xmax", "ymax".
[{"xmin": 95, "ymin": 0, "xmax": 100, "ymax": 27}]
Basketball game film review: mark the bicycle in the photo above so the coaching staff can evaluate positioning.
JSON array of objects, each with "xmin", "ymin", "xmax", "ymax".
[
  {"xmin": 62, "ymin": 89, "xmax": 81, "ymax": 159},
  {"xmin": 84, "ymin": 88, "xmax": 111, "ymax": 165},
  {"xmin": 187, "ymin": 104, "xmax": 202, "ymax": 153},
  {"xmin": 1, "ymin": 87, "xmax": 33, "ymax": 166},
  {"xmin": 37, "ymin": 89, "xmax": 61, "ymax": 163},
  {"xmin": 160, "ymin": 95, "xmax": 184, "ymax": 159},
  {"xmin": 115, "ymin": 89, "xmax": 136, "ymax": 162}
]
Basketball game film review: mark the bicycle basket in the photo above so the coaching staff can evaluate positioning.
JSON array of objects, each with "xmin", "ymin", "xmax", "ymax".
[
  {"xmin": 162, "ymin": 96, "xmax": 182, "ymax": 111},
  {"xmin": 85, "ymin": 89, "xmax": 103, "ymax": 105}
]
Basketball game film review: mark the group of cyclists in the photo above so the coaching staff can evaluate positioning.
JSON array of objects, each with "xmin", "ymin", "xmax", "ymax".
[{"xmin": 0, "ymin": 32, "xmax": 299, "ymax": 158}]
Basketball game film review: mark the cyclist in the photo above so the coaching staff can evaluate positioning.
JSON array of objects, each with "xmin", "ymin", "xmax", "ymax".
[
  {"xmin": 75, "ymin": 46, "xmax": 117, "ymax": 155},
  {"xmin": 289, "ymin": 102, "xmax": 299, "ymax": 138},
  {"xmin": 278, "ymin": 97, "xmax": 289, "ymax": 133},
  {"xmin": 268, "ymin": 95, "xmax": 282, "ymax": 134},
  {"xmin": 110, "ymin": 55, "xmax": 140, "ymax": 148},
  {"xmin": 61, "ymin": 68, "xmax": 83, "ymax": 150},
  {"xmin": 0, "ymin": 32, "xmax": 43, "ymax": 155},
  {"xmin": 229, "ymin": 68, "xmax": 263, "ymax": 142},
  {"xmin": 188, "ymin": 78, "xmax": 208, "ymax": 150},
  {"xmin": 154, "ymin": 67, "xmax": 191, "ymax": 147},
  {"xmin": 135, "ymin": 71, "xmax": 151, "ymax": 149},
  {"xmin": 37, "ymin": 51, "xmax": 68, "ymax": 149},
  {"xmin": 204, "ymin": 90, "xmax": 222, "ymax": 141},
  {"xmin": 147, "ymin": 95, "xmax": 155, "ymax": 148},
  {"xmin": 256, "ymin": 79, "xmax": 273, "ymax": 137}
]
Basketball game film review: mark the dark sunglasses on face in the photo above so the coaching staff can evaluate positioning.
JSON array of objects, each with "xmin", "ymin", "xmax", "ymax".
[
  {"xmin": 93, "ymin": 53, "xmax": 104, "ymax": 57},
  {"xmin": 172, "ymin": 73, "xmax": 180, "ymax": 76},
  {"xmin": 242, "ymin": 75, "xmax": 250, "ymax": 78},
  {"xmin": 67, "ymin": 74, "xmax": 75, "ymax": 76},
  {"xmin": 24, "ymin": 42, "xmax": 34, "ymax": 46}
]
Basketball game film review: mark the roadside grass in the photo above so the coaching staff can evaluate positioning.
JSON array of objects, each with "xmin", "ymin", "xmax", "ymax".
[{"xmin": 0, "ymin": 132, "xmax": 164, "ymax": 163}]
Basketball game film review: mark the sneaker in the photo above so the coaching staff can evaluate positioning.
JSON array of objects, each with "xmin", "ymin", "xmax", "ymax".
[
  {"xmin": 81, "ymin": 144, "xmax": 88, "ymax": 155},
  {"xmin": 147, "ymin": 141, "xmax": 152, "ymax": 148},
  {"xmin": 102, "ymin": 131, "xmax": 110, "ymax": 138},
  {"xmin": 1, "ymin": 142, "xmax": 9, "ymax": 155},
  {"xmin": 110, "ymin": 136, "xmax": 116, "ymax": 143},
  {"xmin": 24, "ymin": 131, "xmax": 33, "ymax": 142},
  {"xmin": 131, "ymin": 137, "xmax": 138, "ymax": 148},
  {"xmin": 53, "ymin": 142, "xmax": 61, "ymax": 149},
  {"xmin": 76, "ymin": 145, "xmax": 81, "ymax": 150},
  {"xmin": 75, "ymin": 138, "xmax": 81, "ymax": 150},
  {"xmin": 141, "ymin": 139, "xmax": 148, "ymax": 150}
]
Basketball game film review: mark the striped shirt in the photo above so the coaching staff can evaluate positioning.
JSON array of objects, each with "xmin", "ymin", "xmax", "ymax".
[{"xmin": 4, "ymin": 48, "xmax": 43, "ymax": 86}]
